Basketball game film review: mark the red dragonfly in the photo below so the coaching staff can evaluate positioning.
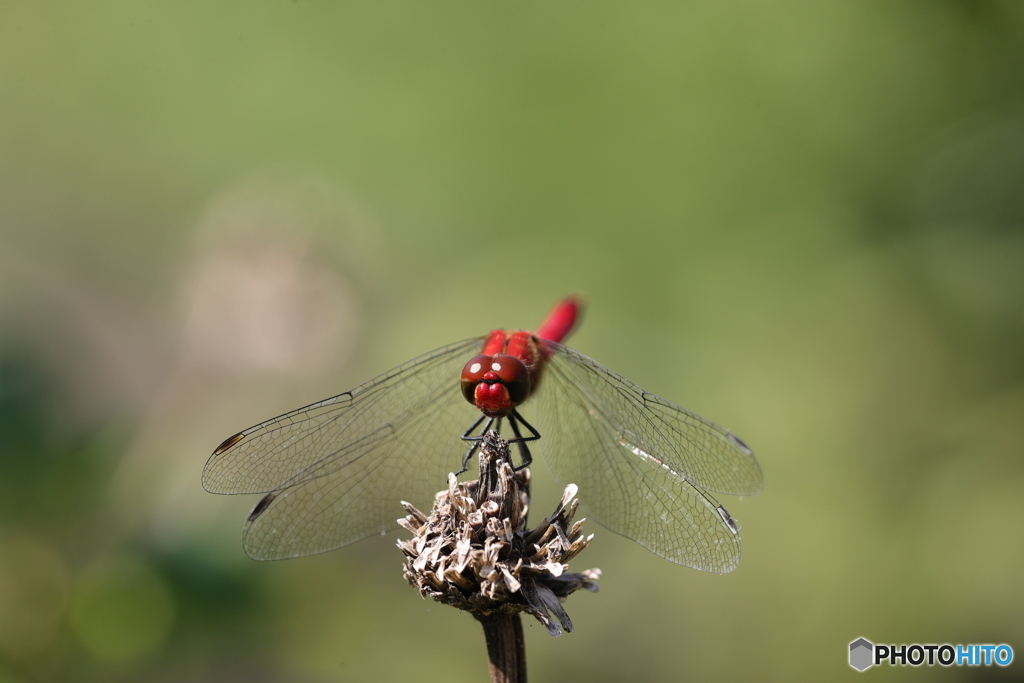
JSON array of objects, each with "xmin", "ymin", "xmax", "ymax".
[{"xmin": 204, "ymin": 297, "xmax": 762, "ymax": 573}]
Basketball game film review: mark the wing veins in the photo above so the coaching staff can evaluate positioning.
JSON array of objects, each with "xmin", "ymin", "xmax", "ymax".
[
  {"xmin": 204, "ymin": 337, "xmax": 484, "ymax": 495},
  {"xmin": 542, "ymin": 343, "xmax": 762, "ymax": 496}
]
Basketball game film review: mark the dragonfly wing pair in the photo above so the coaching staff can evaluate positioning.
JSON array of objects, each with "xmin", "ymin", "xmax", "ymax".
[
  {"xmin": 203, "ymin": 337, "xmax": 485, "ymax": 560},
  {"xmin": 530, "ymin": 341, "xmax": 763, "ymax": 573}
]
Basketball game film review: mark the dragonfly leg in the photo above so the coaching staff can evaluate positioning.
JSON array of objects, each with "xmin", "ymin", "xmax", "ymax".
[
  {"xmin": 507, "ymin": 409, "xmax": 541, "ymax": 470},
  {"xmin": 458, "ymin": 414, "xmax": 494, "ymax": 474}
]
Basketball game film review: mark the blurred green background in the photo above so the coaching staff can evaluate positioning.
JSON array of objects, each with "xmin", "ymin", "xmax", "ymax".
[{"xmin": 2, "ymin": 1, "xmax": 1023, "ymax": 681}]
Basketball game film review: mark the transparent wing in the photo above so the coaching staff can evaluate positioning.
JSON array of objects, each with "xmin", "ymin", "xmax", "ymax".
[
  {"xmin": 203, "ymin": 337, "xmax": 485, "ymax": 560},
  {"xmin": 527, "ymin": 342, "xmax": 763, "ymax": 573}
]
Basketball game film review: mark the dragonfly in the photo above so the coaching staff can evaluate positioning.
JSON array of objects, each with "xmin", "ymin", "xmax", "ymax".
[{"xmin": 203, "ymin": 297, "xmax": 763, "ymax": 573}]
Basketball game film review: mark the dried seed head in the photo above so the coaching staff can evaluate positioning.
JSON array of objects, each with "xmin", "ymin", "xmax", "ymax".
[{"xmin": 398, "ymin": 431, "xmax": 600, "ymax": 636}]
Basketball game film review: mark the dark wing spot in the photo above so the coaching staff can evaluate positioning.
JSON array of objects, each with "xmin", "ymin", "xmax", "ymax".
[
  {"xmin": 717, "ymin": 506, "xmax": 739, "ymax": 535},
  {"xmin": 727, "ymin": 432, "xmax": 752, "ymax": 455},
  {"xmin": 213, "ymin": 431, "xmax": 246, "ymax": 455},
  {"xmin": 248, "ymin": 493, "xmax": 276, "ymax": 521}
]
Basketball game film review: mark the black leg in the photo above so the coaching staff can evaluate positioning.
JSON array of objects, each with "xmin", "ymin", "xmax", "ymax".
[
  {"xmin": 461, "ymin": 413, "xmax": 488, "ymax": 442},
  {"xmin": 459, "ymin": 414, "xmax": 494, "ymax": 474},
  {"xmin": 507, "ymin": 409, "xmax": 541, "ymax": 470}
]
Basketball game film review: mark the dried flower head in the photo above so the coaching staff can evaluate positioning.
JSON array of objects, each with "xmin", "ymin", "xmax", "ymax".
[{"xmin": 398, "ymin": 431, "xmax": 600, "ymax": 636}]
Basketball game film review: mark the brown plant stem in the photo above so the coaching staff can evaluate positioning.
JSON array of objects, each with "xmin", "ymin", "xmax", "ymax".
[{"xmin": 475, "ymin": 611, "xmax": 527, "ymax": 683}]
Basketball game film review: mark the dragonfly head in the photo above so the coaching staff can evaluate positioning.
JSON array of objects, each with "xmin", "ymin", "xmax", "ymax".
[{"xmin": 461, "ymin": 354, "xmax": 531, "ymax": 417}]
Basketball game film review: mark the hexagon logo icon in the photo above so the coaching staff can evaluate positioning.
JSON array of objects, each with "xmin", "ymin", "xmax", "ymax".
[{"xmin": 849, "ymin": 638, "xmax": 874, "ymax": 671}]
